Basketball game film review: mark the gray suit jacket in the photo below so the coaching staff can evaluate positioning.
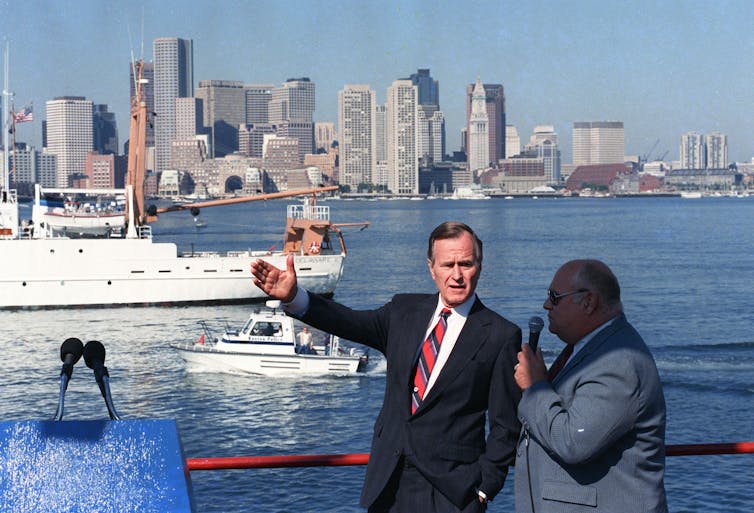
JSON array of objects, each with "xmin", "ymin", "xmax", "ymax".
[
  {"xmin": 514, "ymin": 314, "xmax": 668, "ymax": 513},
  {"xmin": 300, "ymin": 292, "xmax": 522, "ymax": 509}
]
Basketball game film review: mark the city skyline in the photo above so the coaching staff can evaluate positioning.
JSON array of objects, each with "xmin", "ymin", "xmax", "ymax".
[{"xmin": 3, "ymin": 0, "xmax": 753, "ymax": 163}]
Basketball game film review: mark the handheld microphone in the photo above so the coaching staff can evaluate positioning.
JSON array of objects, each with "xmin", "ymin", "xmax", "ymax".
[
  {"xmin": 83, "ymin": 340, "xmax": 121, "ymax": 420},
  {"xmin": 527, "ymin": 316, "xmax": 545, "ymax": 351},
  {"xmin": 53, "ymin": 337, "xmax": 84, "ymax": 421}
]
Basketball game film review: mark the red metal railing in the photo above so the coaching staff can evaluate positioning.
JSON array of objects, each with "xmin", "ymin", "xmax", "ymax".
[{"xmin": 186, "ymin": 441, "xmax": 754, "ymax": 471}]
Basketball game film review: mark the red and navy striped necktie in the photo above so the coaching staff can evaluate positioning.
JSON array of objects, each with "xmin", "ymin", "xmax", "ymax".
[{"xmin": 412, "ymin": 308, "xmax": 451, "ymax": 413}]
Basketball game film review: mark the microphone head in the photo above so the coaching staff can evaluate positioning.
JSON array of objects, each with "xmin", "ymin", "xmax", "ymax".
[
  {"xmin": 83, "ymin": 340, "xmax": 106, "ymax": 369},
  {"xmin": 528, "ymin": 316, "xmax": 545, "ymax": 333},
  {"xmin": 60, "ymin": 337, "xmax": 84, "ymax": 364}
]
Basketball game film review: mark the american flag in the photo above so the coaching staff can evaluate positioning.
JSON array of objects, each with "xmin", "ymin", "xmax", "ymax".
[{"xmin": 13, "ymin": 105, "xmax": 33, "ymax": 124}]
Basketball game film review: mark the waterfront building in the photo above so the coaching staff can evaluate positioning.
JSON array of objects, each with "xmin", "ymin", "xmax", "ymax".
[
  {"xmin": 505, "ymin": 125, "xmax": 521, "ymax": 158},
  {"xmin": 572, "ymin": 121, "xmax": 625, "ymax": 165},
  {"xmin": 468, "ymin": 78, "xmax": 490, "ymax": 174},
  {"xmin": 705, "ymin": 132, "xmax": 727, "ymax": 169},
  {"xmin": 46, "ymin": 96, "xmax": 94, "ymax": 187},
  {"xmin": 386, "ymin": 79, "xmax": 419, "ymax": 194},
  {"xmin": 129, "ymin": 61, "xmax": 155, "ymax": 148},
  {"xmin": 244, "ymin": 84, "xmax": 273, "ymax": 124},
  {"xmin": 338, "ymin": 85, "xmax": 376, "ymax": 189},
  {"xmin": 665, "ymin": 168, "xmax": 736, "ymax": 190},
  {"xmin": 154, "ymin": 37, "xmax": 194, "ymax": 173},
  {"xmin": 314, "ymin": 122, "xmax": 336, "ymax": 152},
  {"xmin": 465, "ymin": 82, "xmax": 505, "ymax": 162},
  {"xmin": 565, "ymin": 163, "xmax": 631, "ymax": 192},
  {"xmin": 170, "ymin": 137, "xmax": 209, "ymax": 174},
  {"xmin": 683, "ymin": 133, "xmax": 707, "ymax": 170},
  {"xmin": 303, "ymin": 152, "xmax": 337, "ymax": 181},
  {"xmin": 679, "ymin": 131, "xmax": 705, "ymax": 169},
  {"xmin": 196, "ymin": 80, "xmax": 246, "ymax": 157},
  {"xmin": 158, "ymin": 169, "xmax": 180, "ymax": 196},
  {"xmin": 263, "ymin": 136, "xmax": 299, "ymax": 171},
  {"xmin": 93, "ymin": 104, "xmax": 118, "ymax": 155}
]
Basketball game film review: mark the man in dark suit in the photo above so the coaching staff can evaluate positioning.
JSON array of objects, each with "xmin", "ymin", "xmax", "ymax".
[
  {"xmin": 514, "ymin": 259, "xmax": 667, "ymax": 513},
  {"xmin": 252, "ymin": 221, "xmax": 522, "ymax": 512}
]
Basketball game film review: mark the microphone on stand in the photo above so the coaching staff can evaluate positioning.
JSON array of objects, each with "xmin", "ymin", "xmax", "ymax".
[
  {"xmin": 527, "ymin": 316, "xmax": 545, "ymax": 351},
  {"xmin": 83, "ymin": 340, "xmax": 121, "ymax": 420},
  {"xmin": 53, "ymin": 337, "xmax": 85, "ymax": 421}
]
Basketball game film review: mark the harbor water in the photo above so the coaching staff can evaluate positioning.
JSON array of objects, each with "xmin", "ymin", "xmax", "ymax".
[{"xmin": 2, "ymin": 196, "xmax": 753, "ymax": 512}]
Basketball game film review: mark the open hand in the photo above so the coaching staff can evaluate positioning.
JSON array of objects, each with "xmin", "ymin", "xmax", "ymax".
[{"xmin": 250, "ymin": 254, "xmax": 298, "ymax": 303}]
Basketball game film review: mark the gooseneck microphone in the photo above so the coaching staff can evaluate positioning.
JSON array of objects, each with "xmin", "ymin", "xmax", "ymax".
[
  {"xmin": 527, "ymin": 316, "xmax": 545, "ymax": 351},
  {"xmin": 83, "ymin": 340, "xmax": 121, "ymax": 420},
  {"xmin": 53, "ymin": 337, "xmax": 85, "ymax": 421}
]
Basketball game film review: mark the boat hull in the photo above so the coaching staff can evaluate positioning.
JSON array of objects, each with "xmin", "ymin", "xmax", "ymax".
[
  {"xmin": 171, "ymin": 343, "xmax": 364, "ymax": 376},
  {"xmin": 0, "ymin": 238, "xmax": 344, "ymax": 309}
]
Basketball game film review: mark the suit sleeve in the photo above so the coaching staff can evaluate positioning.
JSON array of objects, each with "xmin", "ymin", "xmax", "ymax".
[
  {"xmin": 518, "ymin": 348, "xmax": 641, "ymax": 465},
  {"xmin": 479, "ymin": 321, "xmax": 523, "ymax": 498},
  {"xmin": 299, "ymin": 292, "xmax": 391, "ymax": 353}
]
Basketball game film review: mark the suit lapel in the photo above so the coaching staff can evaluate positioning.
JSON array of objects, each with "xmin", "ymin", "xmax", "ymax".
[
  {"xmin": 401, "ymin": 296, "xmax": 440, "ymax": 401},
  {"xmin": 418, "ymin": 298, "xmax": 489, "ymax": 410}
]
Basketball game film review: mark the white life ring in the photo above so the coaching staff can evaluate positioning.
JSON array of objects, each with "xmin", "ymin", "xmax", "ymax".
[{"xmin": 308, "ymin": 241, "xmax": 320, "ymax": 254}]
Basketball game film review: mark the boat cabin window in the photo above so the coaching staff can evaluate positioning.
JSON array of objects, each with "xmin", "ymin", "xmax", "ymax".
[{"xmin": 250, "ymin": 321, "xmax": 284, "ymax": 337}]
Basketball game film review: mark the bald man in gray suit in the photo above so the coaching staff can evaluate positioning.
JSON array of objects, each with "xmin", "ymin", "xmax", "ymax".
[{"xmin": 514, "ymin": 260, "xmax": 668, "ymax": 513}]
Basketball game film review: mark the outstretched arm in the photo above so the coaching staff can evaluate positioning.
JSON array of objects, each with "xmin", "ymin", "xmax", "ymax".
[{"xmin": 251, "ymin": 254, "xmax": 298, "ymax": 303}]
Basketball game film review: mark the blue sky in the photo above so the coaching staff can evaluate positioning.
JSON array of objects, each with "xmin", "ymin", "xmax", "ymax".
[{"xmin": 3, "ymin": 0, "xmax": 753, "ymax": 163}]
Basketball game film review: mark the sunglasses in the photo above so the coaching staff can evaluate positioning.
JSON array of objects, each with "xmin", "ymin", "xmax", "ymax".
[{"xmin": 547, "ymin": 288, "xmax": 589, "ymax": 305}]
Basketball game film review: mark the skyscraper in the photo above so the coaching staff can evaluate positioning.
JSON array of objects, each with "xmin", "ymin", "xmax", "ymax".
[
  {"xmin": 154, "ymin": 37, "xmax": 194, "ymax": 173},
  {"xmin": 468, "ymin": 78, "xmax": 489, "ymax": 173},
  {"xmin": 572, "ymin": 121, "xmax": 625, "ymax": 165},
  {"xmin": 466, "ymin": 82, "xmax": 505, "ymax": 162},
  {"xmin": 704, "ymin": 132, "xmax": 727, "ymax": 168},
  {"xmin": 417, "ymin": 110, "xmax": 445, "ymax": 163},
  {"xmin": 93, "ymin": 104, "xmax": 118, "ymax": 155},
  {"xmin": 679, "ymin": 131, "xmax": 704, "ymax": 169},
  {"xmin": 196, "ymin": 80, "xmax": 246, "ymax": 157},
  {"xmin": 245, "ymin": 84, "xmax": 273, "ymax": 124},
  {"xmin": 410, "ymin": 68, "xmax": 439, "ymax": 108},
  {"xmin": 410, "ymin": 69, "xmax": 445, "ymax": 164},
  {"xmin": 269, "ymin": 78, "xmax": 315, "ymax": 163},
  {"xmin": 525, "ymin": 126, "xmax": 561, "ymax": 183},
  {"xmin": 505, "ymin": 125, "xmax": 521, "ymax": 158},
  {"xmin": 386, "ymin": 79, "xmax": 419, "ymax": 194},
  {"xmin": 46, "ymin": 96, "xmax": 93, "ymax": 187},
  {"xmin": 175, "ymin": 97, "xmax": 204, "ymax": 139},
  {"xmin": 338, "ymin": 85, "xmax": 376, "ymax": 189}
]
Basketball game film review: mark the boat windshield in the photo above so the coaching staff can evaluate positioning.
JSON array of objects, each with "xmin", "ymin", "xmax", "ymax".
[{"xmin": 250, "ymin": 321, "xmax": 284, "ymax": 337}]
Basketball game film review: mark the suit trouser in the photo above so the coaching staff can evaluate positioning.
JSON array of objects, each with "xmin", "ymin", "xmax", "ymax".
[{"xmin": 368, "ymin": 457, "xmax": 485, "ymax": 513}]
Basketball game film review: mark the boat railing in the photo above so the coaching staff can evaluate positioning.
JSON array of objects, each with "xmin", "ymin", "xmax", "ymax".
[
  {"xmin": 287, "ymin": 203, "xmax": 330, "ymax": 222},
  {"xmin": 185, "ymin": 441, "xmax": 754, "ymax": 471}
]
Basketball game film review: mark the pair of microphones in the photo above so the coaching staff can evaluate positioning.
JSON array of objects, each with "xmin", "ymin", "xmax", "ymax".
[{"xmin": 53, "ymin": 338, "xmax": 120, "ymax": 421}]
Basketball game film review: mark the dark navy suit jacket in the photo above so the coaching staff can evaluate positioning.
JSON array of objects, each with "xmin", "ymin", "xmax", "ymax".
[{"xmin": 300, "ymin": 292, "xmax": 522, "ymax": 509}]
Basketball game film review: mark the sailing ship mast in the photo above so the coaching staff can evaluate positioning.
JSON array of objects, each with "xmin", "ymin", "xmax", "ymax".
[{"xmin": 124, "ymin": 58, "xmax": 150, "ymax": 237}]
